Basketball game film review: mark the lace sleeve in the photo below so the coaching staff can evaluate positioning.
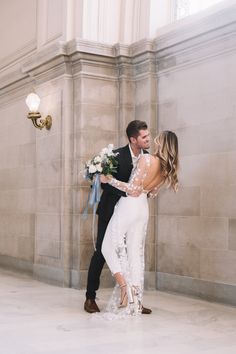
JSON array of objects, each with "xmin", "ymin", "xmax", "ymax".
[
  {"xmin": 148, "ymin": 186, "xmax": 160, "ymax": 199},
  {"xmin": 108, "ymin": 155, "xmax": 150, "ymax": 195}
]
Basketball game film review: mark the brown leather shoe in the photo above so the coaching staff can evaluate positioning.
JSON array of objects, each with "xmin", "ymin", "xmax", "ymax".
[
  {"xmin": 84, "ymin": 299, "xmax": 100, "ymax": 313},
  {"xmin": 141, "ymin": 306, "xmax": 152, "ymax": 314}
]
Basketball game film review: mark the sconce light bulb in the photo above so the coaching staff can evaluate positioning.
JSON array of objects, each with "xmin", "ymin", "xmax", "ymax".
[{"xmin": 25, "ymin": 93, "xmax": 40, "ymax": 112}]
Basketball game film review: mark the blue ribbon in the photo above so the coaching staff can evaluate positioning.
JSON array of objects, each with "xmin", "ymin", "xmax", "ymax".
[{"xmin": 83, "ymin": 174, "xmax": 101, "ymax": 250}]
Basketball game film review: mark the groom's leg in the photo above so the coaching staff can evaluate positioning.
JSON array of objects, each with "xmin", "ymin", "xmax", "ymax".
[{"xmin": 85, "ymin": 217, "xmax": 108, "ymax": 300}]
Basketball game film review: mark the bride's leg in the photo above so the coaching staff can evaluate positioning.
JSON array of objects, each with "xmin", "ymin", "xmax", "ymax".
[
  {"xmin": 102, "ymin": 210, "xmax": 130, "ymax": 307},
  {"xmin": 126, "ymin": 222, "xmax": 148, "ymax": 310},
  {"xmin": 114, "ymin": 272, "xmax": 126, "ymax": 287},
  {"xmin": 102, "ymin": 220, "xmax": 123, "ymax": 275},
  {"xmin": 114, "ymin": 272, "xmax": 128, "ymax": 307}
]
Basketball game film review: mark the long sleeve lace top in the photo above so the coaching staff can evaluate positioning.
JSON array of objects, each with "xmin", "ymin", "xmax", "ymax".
[{"xmin": 108, "ymin": 154, "xmax": 163, "ymax": 198}]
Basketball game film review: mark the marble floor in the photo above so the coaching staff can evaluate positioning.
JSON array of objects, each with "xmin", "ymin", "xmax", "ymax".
[{"xmin": 1, "ymin": 269, "xmax": 236, "ymax": 354}]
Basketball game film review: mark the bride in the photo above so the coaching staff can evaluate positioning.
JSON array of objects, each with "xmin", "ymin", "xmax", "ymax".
[{"xmin": 100, "ymin": 131, "xmax": 179, "ymax": 316}]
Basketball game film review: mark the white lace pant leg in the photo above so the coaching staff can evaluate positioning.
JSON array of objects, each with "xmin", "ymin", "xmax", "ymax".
[
  {"xmin": 126, "ymin": 220, "xmax": 148, "ymax": 289},
  {"xmin": 102, "ymin": 194, "xmax": 148, "ymax": 279},
  {"xmin": 101, "ymin": 194, "xmax": 149, "ymax": 316},
  {"xmin": 101, "ymin": 224, "xmax": 125, "ymax": 276}
]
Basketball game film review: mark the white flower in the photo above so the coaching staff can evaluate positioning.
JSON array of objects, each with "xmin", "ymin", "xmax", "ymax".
[
  {"xmin": 89, "ymin": 165, "xmax": 97, "ymax": 173},
  {"xmin": 96, "ymin": 164, "xmax": 103, "ymax": 172},
  {"xmin": 100, "ymin": 147, "xmax": 108, "ymax": 157},
  {"xmin": 107, "ymin": 144, "xmax": 114, "ymax": 156},
  {"xmin": 84, "ymin": 143, "xmax": 118, "ymax": 182},
  {"xmin": 94, "ymin": 155, "xmax": 102, "ymax": 163},
  {"xmin": 86, "ymin": 159, "xmax": 91, "ymax": 167},
  {"xmin": 107, "ymin": 144, "xmax": 114, "ymax": 150}
]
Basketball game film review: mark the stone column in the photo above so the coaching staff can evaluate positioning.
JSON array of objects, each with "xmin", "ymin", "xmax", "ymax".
[
  {"xmin": 71, "ymin": 43, "xmax": 119, "ymax": 288},
  {"xmin": 133, "ymin": 42, "xmax": 157, "ymax": 289}
]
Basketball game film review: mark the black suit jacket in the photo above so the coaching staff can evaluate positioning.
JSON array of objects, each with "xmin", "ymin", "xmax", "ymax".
[{"xmin": 96, "ymin": 144, "xmax": 148, "ymax": 222}]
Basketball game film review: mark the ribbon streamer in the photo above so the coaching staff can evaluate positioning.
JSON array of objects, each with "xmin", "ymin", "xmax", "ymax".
[{"xmin": 83, "ymin": 174, "xmax": 101, "ymax": 250}]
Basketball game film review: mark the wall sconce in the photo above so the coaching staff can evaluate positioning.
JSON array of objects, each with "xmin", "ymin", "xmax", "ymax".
[{"xmin": 25, "ymin": 93, "xmax": 52, "ymax": 130}]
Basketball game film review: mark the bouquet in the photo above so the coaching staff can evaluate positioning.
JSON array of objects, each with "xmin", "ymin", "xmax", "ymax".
[{"xmin": 84, "ymin": 144, "xmax": 119, "ymax": 182}]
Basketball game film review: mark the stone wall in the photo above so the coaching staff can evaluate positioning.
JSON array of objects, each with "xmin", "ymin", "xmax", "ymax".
[
  {"xmin": 156, "ymin": 5, "xmax": 236, "ymax": 304},
  {"xmin": 71, "ymin": 44, "xmax": 158, "ymax": 289},
  {"xmin": 0, "ymin": 39, "xmax": 158, "ymax": 289},
  {"xmin": 72, "ymin": 51, "xmax": 119, "ymax": 288},
  {"xmin": 0, "ymin": 1, "xmax": 236, "ymax": 304},
  {"xmin": 0, "ymin": 95, "xmax": 35, "ymax": 273}
]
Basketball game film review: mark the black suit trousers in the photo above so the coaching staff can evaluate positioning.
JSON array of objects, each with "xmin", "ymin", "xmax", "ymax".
[{"xmin": 85, "ymin": 216, "xmax": 109, "ymax": 300}]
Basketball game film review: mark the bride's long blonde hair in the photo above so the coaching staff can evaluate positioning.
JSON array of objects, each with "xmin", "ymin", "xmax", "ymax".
[{"xmin": 154, "ymin": 131, "xmax": 179, "ymax": 192}]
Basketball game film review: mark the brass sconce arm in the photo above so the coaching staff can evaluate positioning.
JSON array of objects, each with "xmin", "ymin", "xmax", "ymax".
[{"xmin": 27, "ymin": 112, "xmax": 52, "ymax": 130}]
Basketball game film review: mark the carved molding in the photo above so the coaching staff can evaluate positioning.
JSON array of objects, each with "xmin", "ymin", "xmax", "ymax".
[
  {"xmin": 67, "ymin": 39, "xmax": 114, "ymax": 57},
  {"xmin": 0, "ymin": 0, "xmax": 37, "ymax": 71},
  {"xmin": 154, "ymin": 2, "xmax": 236, "ymax": 53},
  {"xmin": 0, "ymin": 39, "xmax": 37, "ymax": 71},
  {"xmin": 0, "ymin": 3, "xmax": 236, "ymax": 92},
  {"xmin": 155, "ymin": 9, "xmax": 236, "ymax": 74}
]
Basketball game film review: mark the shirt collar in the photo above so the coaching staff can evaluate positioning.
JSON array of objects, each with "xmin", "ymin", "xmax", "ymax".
[{"xmin": 128, "ymin": 144, "xmax": 143, "ymax": 159}]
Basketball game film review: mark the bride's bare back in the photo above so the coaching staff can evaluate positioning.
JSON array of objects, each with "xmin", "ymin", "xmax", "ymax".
[
  {"xmin": 142, "ymin": 155, "xmax": 164, "ymax": 191},
  {"xmin": 107, "ymin": 154, "xmax": 165, "ymax": 198}
]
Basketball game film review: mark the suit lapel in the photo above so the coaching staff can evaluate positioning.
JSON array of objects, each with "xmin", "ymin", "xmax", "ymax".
[
  {"xmin": 123, "ymin": 144, "xmax": 133, "ymax": 169},
  {"xmin": 116, "ymin": 145, "xmax": 133, "ymax": 182}
]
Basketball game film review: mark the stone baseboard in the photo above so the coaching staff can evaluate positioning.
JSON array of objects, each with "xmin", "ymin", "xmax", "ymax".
[
  {"xmin": 77, "ymin": 270, "xmax": 156, "ymax": 290},
  {"xmin": 0, "ymin": 255, "xmax": 33, "ymax": 275},
  {"xmin": 78, "ymin": 269, "xmax": 115, "ymax": 290},
  {"xmin": 157, "ymin": 272, "xmax": 236, "ymax": 306},
  {"xmin": 144, "ymin": 271, "xmax": 156, "ymax": 290},
  {"xmin": 33, "ymin": 264, "xmax": 71, "ymax": 287}
]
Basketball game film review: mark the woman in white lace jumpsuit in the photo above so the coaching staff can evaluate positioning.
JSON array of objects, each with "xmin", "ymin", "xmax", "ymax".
[{"xmin": 101, "ymin": 131, "xmax": 179, "ymax": 316}]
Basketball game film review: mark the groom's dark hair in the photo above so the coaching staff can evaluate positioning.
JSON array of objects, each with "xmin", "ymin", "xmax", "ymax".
[{"xmin": 126, "ymin": 120, "xmax": 148, "ymax": 142}]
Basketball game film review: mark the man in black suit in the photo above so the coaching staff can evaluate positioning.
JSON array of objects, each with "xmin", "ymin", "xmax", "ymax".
[{"xmin": 84, "ymin": 120, "xmax": 152, "ymax": 314}]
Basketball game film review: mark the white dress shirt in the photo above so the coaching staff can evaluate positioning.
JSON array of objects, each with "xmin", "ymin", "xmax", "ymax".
[{"xmin": 128, "ymin": 144, "xmax": 143, "ymax": 170}]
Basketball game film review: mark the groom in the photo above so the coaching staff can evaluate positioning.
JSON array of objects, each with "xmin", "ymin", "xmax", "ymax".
[{"xmin": 84, "ymin": 120, "xmax": 152, "ymax": 314}]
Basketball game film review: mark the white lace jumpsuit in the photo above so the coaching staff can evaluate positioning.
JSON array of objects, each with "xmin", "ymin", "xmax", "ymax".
[{"xmin": 101, "ymin": 154, "xmax": 160, "ymax": 314}]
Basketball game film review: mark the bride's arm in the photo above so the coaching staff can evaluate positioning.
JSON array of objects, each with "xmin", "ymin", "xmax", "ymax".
[
  {"xmin": 100, "ymin": 155, "xmax": 149, "ymax": 196},
  {"xmin": 147, "ymin": 180, "xmax": 165, "ymax": 198},
  {"xmin": 148, "ymin": 186, "xmax": 160, "ymax": 199}
]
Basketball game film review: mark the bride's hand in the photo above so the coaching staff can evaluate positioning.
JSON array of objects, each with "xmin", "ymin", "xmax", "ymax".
[
  {"xmin": 100, "ymin": 174, "xmax": 111, "ymax": 184},
  {"xmin": 127, "ymin": 190, "xmax": 141, "ymax": 197}
]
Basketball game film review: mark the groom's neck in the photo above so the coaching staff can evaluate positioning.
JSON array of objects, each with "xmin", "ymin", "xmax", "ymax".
[{"xmin": 130, "ymin": 144, "xmax": 141, "ymax": 157}]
